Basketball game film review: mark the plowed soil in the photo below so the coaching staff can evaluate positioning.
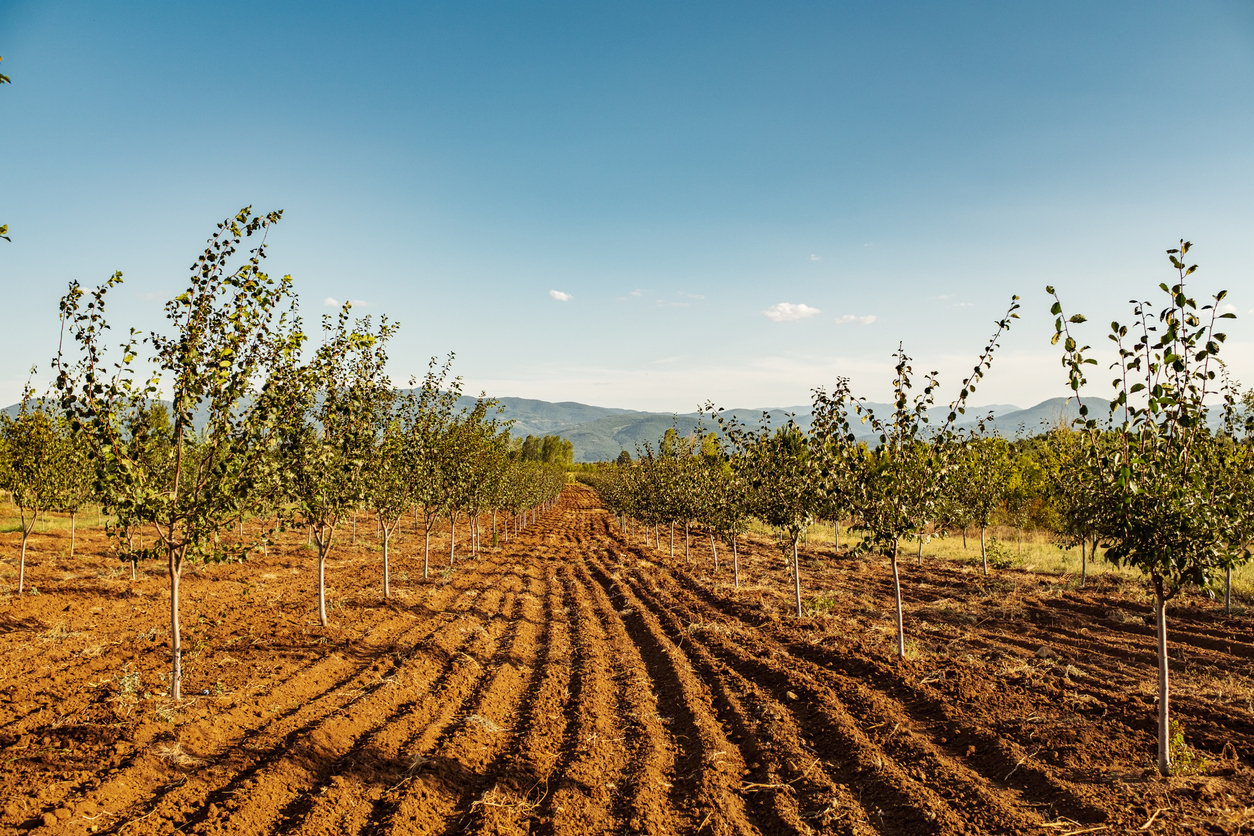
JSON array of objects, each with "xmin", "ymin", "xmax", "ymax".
[{"xmin": 2, "ymin": 484, "xmax": 1253, "ymax": 834}]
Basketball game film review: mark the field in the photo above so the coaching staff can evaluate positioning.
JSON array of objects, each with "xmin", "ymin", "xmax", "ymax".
[{"xmin": 2, "ymin": 484, "xmax": 1253, "ymax": 834}]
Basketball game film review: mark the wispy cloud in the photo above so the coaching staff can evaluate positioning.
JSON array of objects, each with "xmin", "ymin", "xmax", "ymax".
[
  {"xmin": 630, "ymin": 289, "xmax": 643, "ymax": 297},
  {"xmin": 835, "ymin": 314, "xmax": 877, "ymax": 325},
  {"xmin": 324, "ymin": 297, "xmax": 370, "ymax": 308},
  {"xmin": 809, "ymin": 254, "xmax": 821, "ymax": 262},
  {"xmin": 1219, "ymin": 302, "xmax": 1238, "ymax": 315},
  {"xmin": 763, "ymin": 302, "xmax": 821, "ymax": 323},
  {"xmin": 549, "ymin": 289, "xmax": 572, "ymax": 302}
]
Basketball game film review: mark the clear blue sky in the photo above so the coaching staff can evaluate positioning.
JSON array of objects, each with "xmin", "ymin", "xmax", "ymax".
[{"xmin": 4, "ymin": 1, "xmax": 1253, "ymax": 412}]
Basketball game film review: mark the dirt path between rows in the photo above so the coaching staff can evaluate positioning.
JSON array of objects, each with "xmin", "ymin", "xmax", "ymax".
[{"xmin": 2, "ymin": 485, "xmax": 1252, "ymax": 834}]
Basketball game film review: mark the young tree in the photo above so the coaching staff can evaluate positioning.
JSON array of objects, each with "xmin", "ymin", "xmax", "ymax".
[
  {"xmin": 0, "ymin": 391, "xmax": 70, "ymax": 594},
  {"xmin": 953, "ymin": 435, "xmax": 1013, "ymax": 575},
  {"xmin": 277, "ymin": 304, "xmax": 396, "ymax": 626},
  {"xmin": 1048, "ymin": 242, "xmax": 1254, "ymax": 775},
  {"xmin": 717, "ymin": 412, "xmax": 822, "ymax": 618},
  {"xmin": 54, "ymin": 207, "xmax": 298, "ymax": 700},
  {"xmin": 827, "ymin": 297, "xmax": 1019, "ymax": 658}
]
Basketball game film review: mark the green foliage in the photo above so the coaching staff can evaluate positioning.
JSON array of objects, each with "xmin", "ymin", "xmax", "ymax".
[
  {"xmin": 275, "ymin": 303, "xmax": 396, "ymax": 623},
  {"xmin": 54, "ymin": 207, "xmax": 299, "ymax": 698},
  {"xmin": 1167, "ymin": 720, "xmax": 1210, "ymax": 776},
  {"xmin": 1048, "ymin": 241, "xmax": 1254, "ymax": 776}
]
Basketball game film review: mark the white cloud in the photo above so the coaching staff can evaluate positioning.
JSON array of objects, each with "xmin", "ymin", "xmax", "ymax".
[
  {"xmin": 629, "ymin": 289, "xmax": 643, "ymax": 297},
  {"xmin": 809, "ymin": 254, "xmax": 821, "ymax": 262},
  {"xmin": 324, "ymin": 297, "xmax": 370, "ymax": 308},
  {"xmin": 1218, "ymin": 302, "xmax": 1238, "ymax": 315},
  {"xmin": 763, "ymin": 302, "xmax": 821, "ymax": 322},
  {"xmin": 835, "ymin": 314, "xmax": 877, "ymax": 325},
  {"xmin": 549, "ymin": 289, "xmax": 572, "ymax": 302}
]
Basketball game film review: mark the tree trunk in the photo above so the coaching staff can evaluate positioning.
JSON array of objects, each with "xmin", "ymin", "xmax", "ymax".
[
  {"xmin": 351, "ymin": 510, "xmax": 358, "ymax": 546},
  {"xmin": 962, "ymin": 527, "xmax": 968, "ymax": 550},
  {"xmin": 382, "ymin": 527, "xmax": 391, "ymax": 599},
  {"xmin": 917, "ymin": 536, "xmax": 923, "ymax": 567},
  {"xmin": 709, "ymin": 532, "xmax": 719, "ymax": 573},
  {"xmin": 449, "ymin": 513, "xmax": 456, "ymax": 567},
  {"xmin": 684, "ymin": 522, "xmax": 691, "ymax": 565},
  {"xmin": 1154, "ymin": 580, "xmax": 1171, "ymax": 776},
  {"xmin": 423, "ymin": 528, "xmax": 431, "ymax": 580},
  {"xmin": 892, "ymin": 538, "xmax": 906, "ymax": 659},
  {"xmin": 1225, "ymin": 565, "xmax": 1232, "ymax": 616},
  {"xmin": 492, "ymin": 510, "xmax": 498, "ymax": 548},
  {"xmin": 792, "ymin": 537, "xmax": 803, "ymax": 618},
  {"xmin": 1080, "ymin": 538, "xmax": 1088, "ymax": 588},
  {"xmin": 169, "ymin": 550, "xmax": 184, "ymax": 700},
  {"xmin": 318, "ymin": 543, "xmax": 329, "ymax": 627},
  {"xmin": 70, "ymin": 511, "xmax": 78, "ymax": 558},
  {"xmin": 18, "ymin": 523, "xmax": 30, "ymax": 595},
  {"xmin": 732, "ymin": 535, "xmax": 740, "ymax": 589},
  {"xmin": 834, "ymin": 520, "xmax": 840, "ymax": 552},
  {"xmin": 980, "ymin": 525, "xmax": 988, "ymax": 576},
  {"xmin": 669, "ymin": 523, "xmax": 675, "ymax": 560}
]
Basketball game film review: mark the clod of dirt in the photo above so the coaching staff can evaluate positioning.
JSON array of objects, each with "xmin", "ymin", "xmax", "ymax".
[{"xmin": 1034, "ymin": 645, "xmax": 1060, "ymax": 661}]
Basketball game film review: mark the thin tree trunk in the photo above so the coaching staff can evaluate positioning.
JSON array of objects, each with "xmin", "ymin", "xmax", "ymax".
[
  {"xmin": 351, "ymin": 510, "xmax": 357, "ymax": 546},
  {"xmin": 980, "ymin": 525, "xmax": 988, "ymax": 576},
  {"xmin": 318, "ymin": 547, "xmax": 328, "ymax": 626},
  {"xmin": 1225, "ymin": 565, "xmax": 1232, "ymax": 615},
  {"xmin": 962, "ymin": 527, "xmax": 967, "ymax": 550},
  {"xmin": 448, "ymin": 513, "xmax": 456, "ymax": 567},
  {"xmin": 1080, "ymin": 538, "xmax": 1088, "ymax": 587},
  {"xmin": 710, "ymin": 532, "xmax": 719, "ymax": 573},
  {"xmin": 792, "ymin": 537, "xmax": 803, "ymax": 618},
  {"xmin": 492, "ymin": 510, "xmax": 497, "ymax": 547},
  {"xmin": 669, "ymin": 522, "xmax": 675, "ymax": 560},
  {"xmin": 70, "ymin": 511, "xmax": 78, "ymax": 558},
  {"xmin": 382, "ymin": 527, "xmax": 391, "ymax": 599},
  {"xmin": 917, "ymin": 536, "xmax": 923, "ymax": 567},
  {"xmin": 732, "ymin": 535, "xmax": 740, "ymax": 589},
  {"xmin": 423, "ymin": 528, "xmax": 431, "ymax": 580},
  {"xmin": 892, "ymin": 539, "xmax": 906, "ymax": 659},
  {"xmin": 18, "ymin": 524, "xmax": 30, "ymax": 595},
  {"xmin": 834, "ymin": 520, "xmax": 840, "ymax": 552},
  {"xmin": 684, "ymin": 521, "xmax": 691, "ymax": 565},
  {"xmin": 1155, "ymin": 581, "xmax": 1171, "ymax": 776},
  {"xmin": 169, "ymin": 551, "xmax": 183, "ymax": 700}
]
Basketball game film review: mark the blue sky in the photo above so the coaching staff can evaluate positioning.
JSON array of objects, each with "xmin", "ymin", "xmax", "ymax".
[{"xmin": 4, "ymin": 1, "xmax": 1254, "ymax": 412}]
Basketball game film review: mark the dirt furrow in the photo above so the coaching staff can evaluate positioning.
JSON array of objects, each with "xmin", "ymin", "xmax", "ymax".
[
  {"xmin": 358, "ymin": 563, "xmax": 543, "ymax": 835},
  {"xmin": 30, "ymin": 575, "xmax": 491, "ymax": 835},
  {"xmin": 587, "ymin": 556, "xmax": 876, "ymax": 836},
  {"xmin": 579, "ymin": 561, "xmax": 760, "ymax": 836},
  {"xmin": 459, "ymin": 563, "xmax": 572, "ymax": 835},
  {"xmin": 632, "ymin": 547, "xmax": 1112, "ymax": 833},
  {"xmin": 566, "ymin": 558, "xmax": 684, "ymax": 834}
]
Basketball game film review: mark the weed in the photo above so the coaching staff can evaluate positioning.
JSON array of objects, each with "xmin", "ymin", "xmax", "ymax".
[
  {"xmin": 42, "ymin": 621, "xmax": 76, "ymax": 642},
  {"xmin": 115, "ymin": 664, "xmax": 141, "ymax": 701},
  {"xmin": 805, "ymin": 592, "xmax": 841, "ymax": 615},
  {"xmin": 1168, "ymin": 720, "xmax": 1210, "ymax": 776}
]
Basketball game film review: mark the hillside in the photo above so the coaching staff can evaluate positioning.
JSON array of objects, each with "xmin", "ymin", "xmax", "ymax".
[{"xmin": 0, "ymin": 394, "xmax": 1142, "ymax": 462}]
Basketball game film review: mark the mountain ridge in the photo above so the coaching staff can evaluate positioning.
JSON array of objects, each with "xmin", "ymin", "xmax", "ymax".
[{"xmin": 0, "ymin": 394, "xmax": 1134, "ymax": 463}]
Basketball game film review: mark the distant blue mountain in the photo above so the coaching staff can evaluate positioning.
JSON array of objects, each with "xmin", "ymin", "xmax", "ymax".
[{"xmin": 6, "ymin": 393, "xmax": 1233, "ymax": 462}]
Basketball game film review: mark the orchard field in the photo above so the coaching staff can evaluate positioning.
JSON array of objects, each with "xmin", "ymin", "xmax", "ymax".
[{"xmin": 2, "ymin": 484, "xmax": 1252, "ymax": 835}]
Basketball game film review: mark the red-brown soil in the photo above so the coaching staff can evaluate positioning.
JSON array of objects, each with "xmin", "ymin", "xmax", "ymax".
[{"xmin": 2, "ymin": 484, "xmax": 1252, "ymax": 834}]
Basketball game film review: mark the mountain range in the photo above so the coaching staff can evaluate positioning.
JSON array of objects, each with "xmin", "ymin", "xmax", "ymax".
[
  {"xmin": 474, "ymin": 395, "xmax": 1106, "ymax": 462},
  {"xmin": 0, "ymin": 394, "xmax": 1119, "ymax": 463}
]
